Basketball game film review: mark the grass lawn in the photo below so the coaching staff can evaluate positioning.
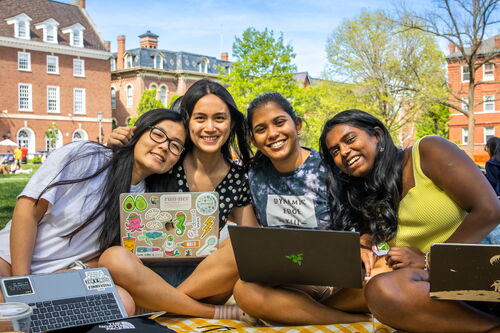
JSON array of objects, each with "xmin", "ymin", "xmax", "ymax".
[{"xmin": 0, "ymin": 163, "xmax": 41, "ymax": 229}]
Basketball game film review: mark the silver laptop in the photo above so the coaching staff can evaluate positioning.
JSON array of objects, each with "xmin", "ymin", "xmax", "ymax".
[
  {"xmin": 229, "ymin": 226, "xmax": 363, "ymax": 288},
  {"xmin": 119, "ymin": 192, "xmax": 220, "ymax": 260},
  {"xmin": 0, "ymin": 268, "xmax": 128, "ymax": 333}
]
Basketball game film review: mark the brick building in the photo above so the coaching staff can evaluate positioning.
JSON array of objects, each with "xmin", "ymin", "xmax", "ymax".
[
  {"xmin": 110, "ymin": 31, "xmax": 232, "ymax": 126},
  {"xmin": 0, "ymin": 0, "xmax": 111, "ymax": 156},
  {"xmin": 447, "ymin": 35, "xmax": 500, "ymax": 152}
]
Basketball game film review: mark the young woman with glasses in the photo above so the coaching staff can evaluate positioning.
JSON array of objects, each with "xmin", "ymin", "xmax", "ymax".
[
  {"xmin": 0, "ymin": 109, "xmax": 188, "ymax": 315},
  {"xmin": 100, "ymin": 79, "xmax": 258, "ymax": 320}
]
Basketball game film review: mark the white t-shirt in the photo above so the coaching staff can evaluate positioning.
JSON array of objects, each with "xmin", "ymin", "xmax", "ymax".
[{"xmin": 0, "ymin": 141, "xmax": 145, "ymax": 274}]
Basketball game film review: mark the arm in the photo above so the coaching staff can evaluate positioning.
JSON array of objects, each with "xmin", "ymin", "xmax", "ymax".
[
  {"xmin": 228, "ymin": 204, "xmax": 260, "ymax": 226},
  {"xmin": 10, "ymin": 197, "xmax": 48, "ymax": 276},
  {"xmin": 106, "ymin": 126, "xmax": 135, "ymax": 147}
]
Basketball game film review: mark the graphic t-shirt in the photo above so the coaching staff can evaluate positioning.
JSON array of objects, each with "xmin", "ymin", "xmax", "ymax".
[{"xmin": 248, "ymin": 148, "xmax": 332, "ymax": 230}]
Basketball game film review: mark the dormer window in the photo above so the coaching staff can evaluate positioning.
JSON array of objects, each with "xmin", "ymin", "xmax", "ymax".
[
  {"xmin": 35, "ymin": 18, "xmax": 59, "ymax": 44},
  {"xmin": 124, "ymin": 54, "xmax": 133, "ymax": 69},
  {"xmin": 5, "ymin": 13, "xmax": 32, "ymax": 40},
  {"xmin": 154, "ymin": 54, "xmax": 164, "ymax": 69},
  {"xmin": 62, "ymin": 23, "xmax": 85, "ymax": 47}
]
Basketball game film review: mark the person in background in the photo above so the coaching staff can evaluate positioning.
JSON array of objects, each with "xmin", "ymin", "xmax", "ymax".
[
  {"xmin": 485, "ymin": 136, "xmax": 500, "ymax": 196},
  {"xmin": 21, "ymin": 146, "xmax": 28, "ymax": 164},
  {"xmin": 13, "ymin": 146, "xmax": 21, "ymax": 165}
]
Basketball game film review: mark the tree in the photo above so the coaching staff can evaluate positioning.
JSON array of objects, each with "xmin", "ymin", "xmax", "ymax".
[
  {"xmin": 220, "ymin": 27, "xmax": 300, "ymax": 113},
  {"xmin": 45, "ymin": 122, "xmax": 59, "ymax": 152},
  {"xmin": 415, "ymin": 103, "xmax": 451, "ymax": 139},
  {"xmin": 398, "ymin": 0, "xmax": 499, "ymax": 151},
  {"xmin": 129, "ymin": 89, "xmax": 164, "ymax": 126},
  {"xmin": 325, "ymin": 11, "xmax": 447, "ymax": 136}
]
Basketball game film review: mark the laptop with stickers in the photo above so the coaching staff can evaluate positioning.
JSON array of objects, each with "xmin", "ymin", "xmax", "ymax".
[
  {"xmin": 119, "ymin": 192, "xmax": 220, "ymax": 260},
  {"xmin": 0, "ymin": 268, "xmax": 128, "ymax": 333},
  {"xmin": 429, "ymin": 243, "xmax": 500, "ymax": 302},
  {"xmin": 228, "ymin": 226, "xmax": 363, "ymax": 288}
]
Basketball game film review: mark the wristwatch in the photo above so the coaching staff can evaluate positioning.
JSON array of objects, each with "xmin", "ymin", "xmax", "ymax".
[{"xmin": 67, "ymin": 260, "xmax": 89, "ymax": 270}]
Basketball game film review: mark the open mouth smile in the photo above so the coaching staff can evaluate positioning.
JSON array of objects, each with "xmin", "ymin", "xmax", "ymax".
[
  {"xmin": 267, "ymin": 139, "xmax": 286, "ymax": 149},
  {"xmin": 346, "ymin": 155, "xmax": 360, "ymax": 166}
]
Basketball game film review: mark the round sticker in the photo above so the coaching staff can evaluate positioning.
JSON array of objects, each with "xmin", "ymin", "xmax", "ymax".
[{"xmin": 195, "ymin": 193, "xmax": 218, "ymax": 215}]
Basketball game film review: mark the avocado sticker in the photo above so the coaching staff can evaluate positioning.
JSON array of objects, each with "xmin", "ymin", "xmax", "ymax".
[
  {"xmin": 123, "ymin": 195, "xmax": 135, "ymax": 212},
  {"xmin": 135, "ymin": 195, "xmax": 147, "ymax": 211}
]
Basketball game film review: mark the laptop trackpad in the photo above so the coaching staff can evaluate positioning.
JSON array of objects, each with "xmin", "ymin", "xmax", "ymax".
[{"xmin": 33, "ymin": 272, "xmax": 84, "ymax": 300}]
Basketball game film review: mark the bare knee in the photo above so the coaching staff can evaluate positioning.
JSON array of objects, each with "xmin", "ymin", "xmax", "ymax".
[
  {"xmin": 0, "ymin": 258, "xmax": 12, "ymax": 278},
  {"xmin": 99, "ymin": 246, "xmax": 142, "ymax": 284},
  {"xmin": 233, "ymin": 280, "xmax": 268, "ymax": 315}
]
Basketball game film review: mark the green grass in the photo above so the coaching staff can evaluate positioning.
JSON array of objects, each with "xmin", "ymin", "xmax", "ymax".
[{"xmin": 0, "ymin": 163, "xmax": 40, "ymax": 229}]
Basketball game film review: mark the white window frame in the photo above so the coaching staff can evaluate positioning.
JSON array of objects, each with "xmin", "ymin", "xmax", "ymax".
[
  {"xmin": 126, "ymin": 85, "xmax": 133, "ymax": 108},
  {"xmin": 46, "ymin": 55, "xmax": 59, "ymax": 74},
  {"xmin": 5, "ymin": 13, "xmax": 32, "ymax": 40},
  {"xmin": 73, "ymin": 59, "xmax": 85, "ymax": 77},
  {"xmin": 62, "ymin": 23, "xmax": 85, "ymax": 48},
  {"xmin": 461, "ymin": 97, "xmax": 469, "ymax": 112},
  {"xmin": 160, "ymin": 85, "xmax": 168, "ymax": 106},
  {"xmin": 46, "ymin": 24, "xmax": 57, "ymax": 43},
  {"xmin": 125, "ymin": 55, "xmax": 133, "ymax": 69},
  {"xmin": 483, "ymin": 95, "xmax": 495, "ymax": 112},
  {"xmin": 72, "ymin": 129, "xmax": 88, "ymax": 142},
  {"xmin": 484, "ymin": 126, "xmax": 495, "ymax": 143},
  {"xmin": 483, "ymin": 63, "xmax": 494, "ymax": 81},
  {"xmin": 154, "ymin": 54, "xmax": 163, "ymax": 69},
  {"xmin": 111, "ymin": 87, "xmax": 116, "ymax": 109},
  {"xmin": 462, "ymin": 128, "xmax": 468, "ymax": 145},
  {"xmin": 18, "ymin": 83, "xmax": 32, "ymax": 112},
  {"xmin": 17, "ymin": 52, "xmax": 31, "ymax": 71},
  {"xmin": 47, "ymin": 86, "xmax": 60, "ymax": 113},
  {"xmin": 73, "ymin": 88, "xmax": 86, "ymax": 115},
  {"xmin": 461, "ymin": 65, "xmax": 470, "ymax": 83},
  {"xmin": 110, "ymin": 58, "xmax": 116, "ymax": 71}
]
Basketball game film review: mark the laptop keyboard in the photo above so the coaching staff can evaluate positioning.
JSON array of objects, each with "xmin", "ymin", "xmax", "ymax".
[{"xmin": 28, "ymin": 293, "xmax": 123, "ymax": 333}]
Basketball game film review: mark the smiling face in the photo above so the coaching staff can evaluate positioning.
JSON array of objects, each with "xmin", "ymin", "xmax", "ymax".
[
  {"xmin": 250, "ymin": 102, "xmax": 302, "ymax": 167},
  {"xmin": 325, "ymin": 123, "xmax": 380, "ymax": 178},
  {"xmin": 188, "ymin": 94, "xmax": 232, "ymax": 155},
  {"xmin": 132, "ymin": 119, "xmax": 186, "ymax": 184}
]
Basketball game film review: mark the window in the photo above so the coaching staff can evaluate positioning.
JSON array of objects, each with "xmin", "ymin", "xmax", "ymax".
[
  {"xmin": 74, "ymin": 88, "xmax": 86, "ymax": 114},
  {"xmin": 484, "ymin": 95, "xmax": 495, "ymax": 112},
  {"xmin": 125, "ymin": 55, "xmax": 133, "ymax": 69},
  {"xmin": 111, "ymin": 88, "xmax": 116, "ymax": 109},
  {"xmin": 462, "ymin": 128, "xmax": 468, "ymax": 145},
  {"xmin": 160, "ymin": 86, "xmax": 167, "ymax": 106},
  {"xmin": 150, "ymin": 84, "xmax": 157, "ymax": 92},
  {"xmin": 483, "ymin": 63, "xmax": 494, "ymax": 81},
  {"xmin": 72, "ymin": 129, "xmax": 88, "ymax": 142},
  {"xmin": 47, "ymin": 55, "xmax": 59, "ymax": 74},
  {"xmin": 461, "ymin": 65, "xmax": 470, "ymax": 82},
  {"xmin": 45, "ymin": 132, "xmax": 62, "ymax": 152},
  {"xmin": 35, "ymin": 19, "xmax": 59, "ymax": 44},
  {"xmin": 62, "ymin": 23, "xmax": 85, "ymax": 47},
  {"xmin": 18, "ymin": 83, "xmax": 32, "ymax": 111},
  {"xmin": 154, "ymin": 55, "xmax": 163, "ymax": 69},
  {"xmin": 112, "ymin": 118, "xmax": 118, "ymax": 130},
  {"xmin": 73, "ymin": 59, "xmax": 85, "ymax": 77},
  {"xmin": 127, "ymin": 85, "xmax": 133, "ymax": 107},
  {"xmin": 18, "ymin": 52, "xmax": 31, "ymax": 71},
  {"xmin": 17, "ymin": 130, "xmax": 29, "ymax": 148},
  {"xmin": 5, "ymin": 13, "xmax": 32, "ymax": 40},
  {"xmin": 110, "ymin": 58, "xmax": 116, "ymax": 71},
  {"xmin": 73, "ymin": 30, "xmax": 82, "ymax": 47},
  {"xmin": 47, "ymin": 86, "xmax": 60, "ymax": 113},
  {"xmin": 198, "ymin": 58, "xmax": 208, "ymax": 73},
  {"xmin": 461, "ymin": 97, "xmax": 469, "ymax": 111},
  {"xmin": 484, "ymin": 127, "xmax": 495, "ymax": 143}
]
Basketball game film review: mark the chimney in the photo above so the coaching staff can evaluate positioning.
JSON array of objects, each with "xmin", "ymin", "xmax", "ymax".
[
  {"xmin": 117, "ymin": 35, "xmax": 125, "ymax": 70},
  {"xmin": 72, "ymin": 0, "xmax": 85, "ymax": 9},
  {"xmin": 220, "ymin": 52, "xmax": 229, "ymax": 61},
  {"xmin": 448, "ymin": 42, "xmax": 456, "ymax": 55},
  {"xmin": 104, "ymin": 41, "xmax": 110, "ymax": 52},
  {"xmin": 495, "ymin": 35, "xmax": 500, "ymax": 49},
  {"xmin": 139, "ymin": 30, "xmax": 158, "ymax": 49}
]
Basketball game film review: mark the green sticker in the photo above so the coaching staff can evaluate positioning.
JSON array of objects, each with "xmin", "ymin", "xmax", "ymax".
[
  {"xmin": 123, "ymin": 195, "xmax": 135, "ymax": 212},
  {"xmin": 286, "ymin": 253, "xmax": 304, "ymax": 266}
]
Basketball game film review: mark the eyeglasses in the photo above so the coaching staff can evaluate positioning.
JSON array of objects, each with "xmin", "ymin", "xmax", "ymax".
[{"xmin": 148, "ymin": 126, "xmax": 185, "ymax": 156}]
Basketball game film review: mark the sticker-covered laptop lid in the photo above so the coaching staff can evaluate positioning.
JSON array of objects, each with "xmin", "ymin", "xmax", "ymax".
[{"xmin": 119, "ymin": 192, "xmax": 220, "ymax": 260}]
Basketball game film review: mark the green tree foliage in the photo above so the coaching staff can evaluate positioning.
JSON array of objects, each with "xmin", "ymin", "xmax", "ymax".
[
  {"xmin": 45, "ymin": 122, "xmax": 59, "ymax": 152},
  {"xmin": 220, "ymin": 27, "xmax": 300, "ymax": 113},
  {"xmin": 325, "ymin": 11, "xmax": 447, "ymax": 136},
  {"xmin": 415, "ymin": 104, "xmax": 450, "ymax": 139},
  {"xmin": 129, "ymin": 89, "xmax": 164, "ymax": 126}
]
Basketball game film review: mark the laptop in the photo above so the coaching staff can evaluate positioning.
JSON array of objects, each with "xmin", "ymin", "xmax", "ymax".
[
  {"xmin": 0, "ymin": 268, "xmax": 128, "ymax": 333},
  {"xmin": 119, "ymin": 192, "xmax": 220, "ymax": 260},
  {"xmin": 430, "ymin": 243, "xmax": 500, "ymax": 302},
  {"xmin": 228, "ymin": 226, "xmax": 363, "ymax": 288}
]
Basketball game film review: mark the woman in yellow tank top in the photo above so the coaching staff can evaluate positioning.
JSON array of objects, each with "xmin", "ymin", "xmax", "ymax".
[{"xmin": 319, "ymin": 110, "xmax": 499, "ymax": 333}]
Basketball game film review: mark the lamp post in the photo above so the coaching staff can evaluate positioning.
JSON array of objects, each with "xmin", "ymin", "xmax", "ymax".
[{"xmin": 97, "ymin": 112, "xmax": 103, "ymax": 143}]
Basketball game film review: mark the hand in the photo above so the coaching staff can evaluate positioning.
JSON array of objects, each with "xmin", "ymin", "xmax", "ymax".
[
  {"xmin": 360, "ymin": 247, "xmax": 375, "ymax": 277},
  {"xmin": 385, "ymin": 246, "xmax": 425, "ymax": 270},
  {"xmin": 107, "ymin": 126, "xmax": 136, "ymax": 147}
]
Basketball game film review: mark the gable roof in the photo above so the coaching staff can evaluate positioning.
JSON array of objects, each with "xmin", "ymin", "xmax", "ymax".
[
  {"xmin": 447, "ymin": 34, "xmax": 500, "ymax": 60},
  {"xmin": 0, "ymin": 0, "xmax": 105, "ymax": 51}
]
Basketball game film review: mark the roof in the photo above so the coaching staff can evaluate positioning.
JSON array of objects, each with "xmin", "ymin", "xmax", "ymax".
[
  {"xmin": 447, "ymin": 34, "xmax": 500, "ymax": 59},
  {"xmin": 138, "ymin": 30, "xmax": 158, "ymax": 38},
  {"xmin": 113, "ymin": 47, "xmax": 232, "ymax": 73},
  {"xmin": 0, "ymin": 0, "xmax": 106, "ymax": 51}
]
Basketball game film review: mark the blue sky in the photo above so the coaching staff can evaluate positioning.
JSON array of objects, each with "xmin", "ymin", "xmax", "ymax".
[{"xmin": 81, "ymin": 0, "xmax": 445, "ymax": 77}]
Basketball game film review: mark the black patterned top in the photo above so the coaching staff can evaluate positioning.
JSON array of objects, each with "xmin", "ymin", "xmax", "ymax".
[{"xmin": 175, "ymin": 163, "xmax": 251, "ymax": 229}]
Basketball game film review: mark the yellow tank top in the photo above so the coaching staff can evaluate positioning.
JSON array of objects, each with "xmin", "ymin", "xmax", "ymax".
[{"xmin": 388, "ymin": 137, "xmax": 467, "ymax": 253}]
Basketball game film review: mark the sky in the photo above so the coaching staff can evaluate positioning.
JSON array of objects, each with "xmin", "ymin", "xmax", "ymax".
[{"xmin": 78, "ymin": 0, "xmax": 459, "ymax": 78}]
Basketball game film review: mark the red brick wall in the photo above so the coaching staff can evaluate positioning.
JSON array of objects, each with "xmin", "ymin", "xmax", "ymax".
[{"xmin": 0, "ymin": 45, "xmax": 111, "ymax": 154}]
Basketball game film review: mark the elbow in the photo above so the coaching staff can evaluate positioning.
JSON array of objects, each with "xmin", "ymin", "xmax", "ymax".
[{"xmin": 481, "ymin": 202, "xmax": 500, "ymax": 229}]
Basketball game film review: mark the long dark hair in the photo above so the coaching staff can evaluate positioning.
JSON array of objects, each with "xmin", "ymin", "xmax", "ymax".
[
  {"xmin": 38, "ymin": 109, "xmax": 188, "ymax": 251},
  {"xmin": 246, "ymin": 92, "xmax": 299, "ymax": 169},
  {"xmin": 486, "ymin": 136, "xmax": 500, "ymax": 162},
  {"xmin": 180, "ymin": 79, "xmax": 252, "ymax": 164},
  {"xmin": 319, "ymin": 109, "xmax": 404, "ymax": 244}
]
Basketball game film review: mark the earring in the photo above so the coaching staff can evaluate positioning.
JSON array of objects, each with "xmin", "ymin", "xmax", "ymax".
[{"xmin": 380, "ymin": 147, "xmax": 385, "ymax": 152}]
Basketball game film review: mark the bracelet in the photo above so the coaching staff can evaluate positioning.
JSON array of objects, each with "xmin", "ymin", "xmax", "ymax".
[{"xmin": 424, "ymin": 252, "xmax": 431, "ymax": 271}]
